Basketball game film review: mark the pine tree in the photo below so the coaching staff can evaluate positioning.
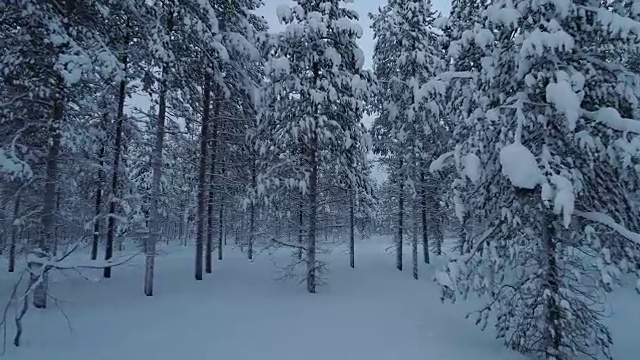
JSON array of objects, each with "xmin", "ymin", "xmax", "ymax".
[
  {"xmin": 435, "ymin": 1, "xmax": 640, "ymax": 359},
  {"xmin": 370, "ymin": 0, "xmax": 446, "ymax": 272},
  {"xmin": 256, "ymin": 0, "xmax": 371, "ymax": 293}
]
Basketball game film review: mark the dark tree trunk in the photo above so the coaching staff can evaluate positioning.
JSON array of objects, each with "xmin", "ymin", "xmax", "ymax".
[
  {"xmin": 8, "ymin": 194, "xmax": 20, "ymax": 273},
  {"xmin": 396, "ymin": 160, "xmax": 403, "ymax": 271},
  {"xmin": 52, "ymin": 192, "xmax": 60, "ymax": 257},
  {"xmin": 297, "ymin": 200, "xmax": 303, "ymax": 260},
  {"xmin": 543, "ymin": 211, "xmax": 562, "ymax": 356},
  {"xmin": 104, "ymin": 56, "xmax": 128, "ymax": 278},
  {"xmin": 145, "ymin": 63, "xmax": 168, "ymax": 296},
  {"xmin": 218, "ymin": 157, "xmax": 225, "ymax": 261},
  {"xmin": 420, "ymin": 171, "xmax": 429, "ymax": 264},
  {"xmin": 91, "ymin": 133, "xmax": 105, "ymax": 261},
  {"xmin": 206, "ymin": 95, "xmax": 219, "ymax": 272},
  {"xmin": 248, "ymin": 162, "xmax": 256, "ymax": 260},
  {"xmin": 33, "ymin": 94, "xmax": 64, "ymax": 309},
  {"xmin": 349, "ymin": 187, "xmax": 355, "ymax": 268},
  {"xmin": 306, "ymin": 136, "xmax": 318, "ymax": 293},
  {"xmin": 196, "ymin": 70, "xmax": 211, "ymax": 280},
  {"xmin": 412, "ymin": 200, "xmax": 418, "ymax": 280}
]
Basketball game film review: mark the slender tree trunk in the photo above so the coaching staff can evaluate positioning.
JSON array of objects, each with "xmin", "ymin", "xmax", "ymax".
[
  {"xmin": 196, "ymin": 71, "xmax": 211, "ymax": 279},
  {"xmin": 218, "ymin": 157, "xmax": 225, "ymax": 261},
  {"xmin": 33, "ymin": 95, "xmax": 64, "ymax": 309},
  {"xmin": 297, "ymin": 199, "xmax": 303, "ymax": 260},
  {"xmin": 206, "ymin": 96, "xmax": 219, "ymax": 271},
  {"xmin": 397, "ymin": 160, "xmax": 403, "ymax": 271},
  {"xmin": 52, "ymin": 192, "xmax": 60, "ymax": 257},
  {"xmin": 420, "ymin": 171, "xmax": 429, "ymax": 264},
  {"xmin": 307, "ymin": 138, "xmax": 318, "ymax": 293},
  {"xmin": 248, "ymin": 204, "xmax": 255, "ymax": 260},
  {"xmin": 349, "ymin": 187, "xmax": 355, "ymax": 268},
  {"xmin": 104, "ymin": 56, "xmax": 128, "ymax": 278},
  {"xmin": 91, "ymin": 136, "xmax": 105, "ymax": 260},
  {"xmin": 412, "ymin": 198, "xmax": 418, "ymax": 280},
  {"xmin": 145, "ymin": 65, "xmax": 168, "ymax": 296},
  {"xmin": 543, "ymin": 211, "xmax": 562, "ymax": 356},
  {"xmin": 8, "ymin": 194, "xmax": 20, "ymax": 273},
  {"xmin": 248, "ymin": 162, "xmax": 256, "ymax": 260}
]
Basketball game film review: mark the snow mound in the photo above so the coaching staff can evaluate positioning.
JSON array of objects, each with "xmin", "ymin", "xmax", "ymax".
[{"xmin": 499, "ymin": 143, "xmax": 541, "ymax": 189}]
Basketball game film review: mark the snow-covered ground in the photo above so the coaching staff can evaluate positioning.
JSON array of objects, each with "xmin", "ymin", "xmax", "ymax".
[{"xmin": 0, "ymin": 238, "xmax": 637, "ymax": 360}]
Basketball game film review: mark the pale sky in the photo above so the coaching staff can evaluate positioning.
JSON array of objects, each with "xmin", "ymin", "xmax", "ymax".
[{"xmin": 255, "ymin": 0, "xmax": 452, "ymax": 183}]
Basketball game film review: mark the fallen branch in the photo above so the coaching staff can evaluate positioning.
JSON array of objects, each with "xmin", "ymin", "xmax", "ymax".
[
  {"xmin": 1, "ymin": 246, "xmax": 143, "ymax": 352},
  {"xmin": 270, "ymin": 237, "xmax": 307, "ymax": 251}
]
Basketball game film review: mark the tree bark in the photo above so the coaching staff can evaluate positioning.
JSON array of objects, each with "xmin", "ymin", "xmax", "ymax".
[
  {"xmin": 218, "ymin": 157, "xmax": 225, "ymax": 261},
  {"xmin": 543, "ymin": 211, "xmax": 562, "ymax": 356},
  {"xmin": 307, "ymin": 136, "xmax": 318, "ymax": 293},
  {"xmin": 196, "ymin": 70, "xmax": 211, "ymax": 279},
  {"xmin": 104, "ymin": 56, "xmax": 128, "ymax": 278},
  {"xmin": 248, "ymin": 162, "xmax": 256, "ymax": 260},
  {"xmin": 52, "ymin": 192, "xmax": 60, "ymax": 256},
  {"xmin": 420, "ymin": 171, "xmax": 429, "ymax": 264},
  {"xmin": 8, "ymin": 194, "xmax": 20, "ymax": 273},
  {"xmin": 396, "ymin": 159, "xmax": 403, "ymax": 271},
  {"xmin": 412, "ymin": 198, "xmax": 418, "ymax": 280},
  {"xmin": 297, "ymin": 199, "xmax": 303, "ymax": 260},
  {"xmin": 206, "ymin": 95, "xmax": 219, "ymax": 271},
  {"xmin": 349, "ymin": 187, "xmax": 355, "ymax": 268},
  {"xmin": 145, "ymin": 65, "xmax": 168, "ymax": 296},
  {"xmin": 33, "ymin": 94, "xmax": 64, "ymax": 309},
  {"xmin": 91, "ymin": 132, "xmax": 105, "ymax": 260}
]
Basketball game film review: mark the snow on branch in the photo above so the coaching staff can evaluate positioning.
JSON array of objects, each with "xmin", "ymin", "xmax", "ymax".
[
  {"xmin": 575, "ymin": 211, "xmax": 640, "ymax": 246},
  {"xmin": 429, "ymin": 151, "xmax": 454, "ymax": 173},
  {"xmin": 583, "ymin": 108, "xmax": 640, "ymax": 135}
]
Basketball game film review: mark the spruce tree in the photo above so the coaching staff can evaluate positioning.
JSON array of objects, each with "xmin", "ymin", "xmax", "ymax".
[{"xmin": 435, "ymin": 1, "xmax": 640, "ymax": 359}]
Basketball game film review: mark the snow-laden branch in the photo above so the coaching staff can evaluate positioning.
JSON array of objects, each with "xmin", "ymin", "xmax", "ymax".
[
  {"xmin": 575, "ymin": 211, "xmax": 640, "ymax": 246},
  {"xmin": 429, "ymin": 151, "xmax": 454, "ymax": 173},
  {"xmin": 583, "ymin": 108, "xmax": 640, "ymax": 135}
]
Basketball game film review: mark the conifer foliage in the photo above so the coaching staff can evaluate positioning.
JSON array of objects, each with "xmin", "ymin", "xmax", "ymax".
[
  {"xmin": 434, "ymin": 0, "xmax": 640, "ymax": 359},
  {"xmin": 255, "ymin": 0, "xmax": 372, "ymax": 293}
]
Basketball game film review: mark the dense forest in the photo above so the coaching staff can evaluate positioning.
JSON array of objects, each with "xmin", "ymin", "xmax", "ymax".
[{"xmin": 2, "ymin": 0, "xmax": 640, "ymax": 359}]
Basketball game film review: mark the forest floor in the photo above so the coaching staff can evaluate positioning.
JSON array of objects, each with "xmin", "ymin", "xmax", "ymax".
[{"xmin": 0, "ymin": 237, "xmax": 638, "ymax": 360}]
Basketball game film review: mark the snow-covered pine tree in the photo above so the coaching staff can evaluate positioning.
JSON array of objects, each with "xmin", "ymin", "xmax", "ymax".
[
  {"xmin": 438, "ymin": 0, "xmax": 487, "ymax": 255},
  {"xmin": 435, "ymin": 0, "xmax": 640, "ymax": 359},
  {"xmin": 256, "ymin": 0, "xmax": 371, "ymax": 293},
  {"xmin": 370, "ymin": 0, "xmax": 446, "ymax": 272}
]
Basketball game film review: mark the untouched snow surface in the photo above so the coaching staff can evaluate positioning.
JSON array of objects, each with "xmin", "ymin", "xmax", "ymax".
[{"xmin": 1, "ymin": 239, "xmax": 638, "ymax": 360}]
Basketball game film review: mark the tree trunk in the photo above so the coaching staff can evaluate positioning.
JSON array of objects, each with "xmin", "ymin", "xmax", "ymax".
[
  {"xmin": 104, "ymin": 57, "xmax": 128, "ymax": 278},
  {"xmin": 543, "ymin": 211, "xmax": 562, "ymax": 356},
  {"xmin": 196, "ymin": 70, "xmax": 211, "ymax": 279},
  {"xmin": 307, "ymin": 138, "xmax": 318, "ymax": 294},
  {"xmin": 218, "ymin": 157, "xmax": 225, "ymax": 261},
  {"xmin": 396, "ymin": 160, "xmax": 403, "ymax": 271},
  {"xmin": 8, "ymin": 194, "xmax": 20, "ymax": 273},
  {"xmin": 297, "ymin": 199, "xmax": 303, "ymax": 260},
  {"xmin": 420, "ymin": 171, "xmax": 429, "ymax": 264},
  {"xmin": 52, "ymin": 192, "xmax": 60, "ymax": 256},
  {"xmin": 91, "ymin": 135, "xmax": 105, "ymax": 260},
  {"xmin": 349, "ymin": 187, "xmax": 355, "ymax": 268},
  {"xmin": 206, "ymin": 95, "xmax": 219, "ymax": 272},
  {"xmin": 145, "ymin": 66, "xmax": 168, "ymax": 296},
  {"xmin": 412, "ymin": 199, "xmax": 418, "ymax": 280},
  {"xmin": 33, "ymin": 95, "xmax": 64, "ymax": 309},
  {"xmin": 248, "ymin": 163, "xmax": 256, "ymax": 260}
]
